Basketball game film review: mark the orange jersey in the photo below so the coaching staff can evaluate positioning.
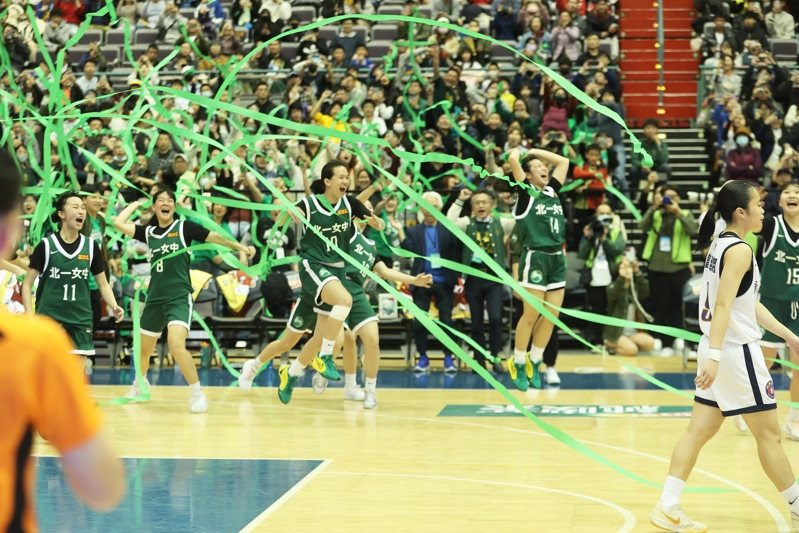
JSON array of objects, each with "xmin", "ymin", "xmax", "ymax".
[{"xmin": 0, "ymin": 312, "xmax": 102, "ymax": 532}]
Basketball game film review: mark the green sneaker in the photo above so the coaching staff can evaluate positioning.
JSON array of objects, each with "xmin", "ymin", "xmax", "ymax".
[
  {"xmin": 506, "ymin": 359, "xmax": 529, "ymax": 392},
  {"xmin": 277, "ymin": 365, "xmax": 298, "ymax": 405},
  {"xmin": 527, "ymin": 359, "xmax": 542, "ymax": 389},
  {"xmin": 311, "ymin": 355, "xmax": 342, "ymax": 381}
]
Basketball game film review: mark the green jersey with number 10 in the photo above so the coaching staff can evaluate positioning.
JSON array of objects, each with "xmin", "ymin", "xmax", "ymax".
[{"xmin": 299, "ymin": 195, "xmax": 353, "ymax": 267}]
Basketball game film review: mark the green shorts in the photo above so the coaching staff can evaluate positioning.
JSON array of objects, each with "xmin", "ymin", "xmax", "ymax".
[
  {"xmin": 287, "ymin": 296, "xmax": 318, "ymax": 334},
  {"xmin": 518, "ymin": 249, "xmax": 566, "ymax": 291},
  {"xmin": 761, "ymin": 296, "xmax": 799, "ymax": 347},
  {"xmin": 290, "ymin": 283, "xmax": 377, "ymax": 335},
  {"xmin": 62, "ymin": 322, "xmax": 95, "ymax": 356},
  {"xmin": 299, "ymin": 260, "xmax": 346, "ymax": 306},
  {"xmin": 140, "ymin": 294, "xmax": 193, "ymax": 338},
  {"xmin": 341, "ymin": 281, "xmax": 378, "ymax": 334}
]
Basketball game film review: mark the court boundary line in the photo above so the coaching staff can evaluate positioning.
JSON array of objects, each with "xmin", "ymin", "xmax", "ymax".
[
  {"xmin": 238, "ymin": 459, "xmax": 332, "ymax": 533},
  {"xmin": 324, "ymin": 471, "xmax": 637, "ymax": 532},
  {"xmin": 90, "ymin": 394, "xmax": 791, "ymax": 532}
]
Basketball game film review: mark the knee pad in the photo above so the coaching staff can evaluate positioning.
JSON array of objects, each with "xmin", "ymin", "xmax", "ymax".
[{"xmin": 329, "ymin": 304, "xmax": 351, "ymax": 321}]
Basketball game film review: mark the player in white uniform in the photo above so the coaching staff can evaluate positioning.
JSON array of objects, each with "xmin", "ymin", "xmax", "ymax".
[{"xmin": 651, "ymin": 180, "xmax": 799, "ymax": 532}]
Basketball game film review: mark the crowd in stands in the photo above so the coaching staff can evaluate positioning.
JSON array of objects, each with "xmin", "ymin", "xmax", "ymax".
[
  {"xmin": 3, "ymin": 0, "xmax": 770, "ymax": 369},
  {"xmin": 694, "ymin": 0, "xmax": 799, "ymax": 189}
]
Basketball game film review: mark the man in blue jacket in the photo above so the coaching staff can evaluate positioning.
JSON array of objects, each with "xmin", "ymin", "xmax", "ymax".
[{"xmin": 402, "ymin": 191, "xmax": 462, "ymax": 372}]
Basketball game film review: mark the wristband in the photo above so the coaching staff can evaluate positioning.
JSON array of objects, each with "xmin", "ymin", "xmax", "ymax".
[{"xmin": 708, "ymin": 348, "xmax": 721, "ymax": 362}]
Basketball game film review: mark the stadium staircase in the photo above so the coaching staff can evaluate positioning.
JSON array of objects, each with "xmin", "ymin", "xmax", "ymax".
[{"xmin": 618, "ymin": 0, "xmax": 699, "ymax": 127}]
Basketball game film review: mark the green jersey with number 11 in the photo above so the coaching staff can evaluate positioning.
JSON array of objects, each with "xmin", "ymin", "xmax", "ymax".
[{"xmin": 35, "ymin": 234, "xmax": 94, "ymax": 327}]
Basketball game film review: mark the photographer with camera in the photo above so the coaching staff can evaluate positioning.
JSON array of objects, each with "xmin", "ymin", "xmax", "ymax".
[
  {"xmin": 578, "ymin": 204, "xmax": 626, "ymax": 344},
  {"xmin": 639, "ymin": 185, "xmax": 698, "ymax": 355}
]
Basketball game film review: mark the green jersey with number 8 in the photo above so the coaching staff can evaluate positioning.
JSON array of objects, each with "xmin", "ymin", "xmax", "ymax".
[
  {"xmin": 761, "ymin": 214, "xmax": 799, "ymax": 300},
  {"xmin": 146, "ymin": 220, "xmax": 192, "ymax": 303},
  {"xmin": 514, "ymin": 185, "xmax": 566, "ymax": 252},
  {"xmin": 35, "ymin": 234, "xmax": 94, "ymax": 327},
  {"xmin": 298, "ymin": 195, "xmax": 353, "ymax": 267}
]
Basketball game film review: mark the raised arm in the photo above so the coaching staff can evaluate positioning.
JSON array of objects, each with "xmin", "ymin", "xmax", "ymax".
[
  {"xmin": 113, "ymin": 200, "xmax": 142, "ymax": 238},
  {"xmin": 205, "ymin": 232, "xmax": 256, "ymax": 266},
  {"xmin": 373, "ymin": 261, "xmax": 432, "ymax": 288},
  {"xmin": 507, "ymin": 148, "xmax": 526, "ymax": 183}
]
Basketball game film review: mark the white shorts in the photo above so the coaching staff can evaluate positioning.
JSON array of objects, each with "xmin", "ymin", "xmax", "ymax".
[{"xmin": 694, "ymin": 337, "xmax": 777, "ymax": 417}]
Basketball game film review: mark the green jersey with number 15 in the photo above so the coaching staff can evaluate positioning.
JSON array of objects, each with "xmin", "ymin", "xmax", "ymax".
[{"xmin": 761, "ymin": 214, "xmax": 799, "ymax": 300}]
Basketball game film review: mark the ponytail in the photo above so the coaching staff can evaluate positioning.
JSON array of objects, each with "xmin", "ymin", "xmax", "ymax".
[
  {"xmin": 697, "ymin": 205, "xmax": 718, "ymax": 250},
  {"xmin": 310, "ymin": 179, "xmax": 325, "ymax": 195}
]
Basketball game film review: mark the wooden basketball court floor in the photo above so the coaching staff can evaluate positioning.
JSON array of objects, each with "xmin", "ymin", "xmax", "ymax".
[{"xmin": 32, "ymin": 353, "xmax": 799, "ymax": 532}]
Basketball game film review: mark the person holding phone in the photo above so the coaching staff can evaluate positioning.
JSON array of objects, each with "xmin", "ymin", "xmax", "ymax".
[{"xmin": 639, "ymin": 185, "xmax": 699, "ymax": 356}]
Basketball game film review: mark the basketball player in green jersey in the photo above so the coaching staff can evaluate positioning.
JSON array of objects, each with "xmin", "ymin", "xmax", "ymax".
[
  {"xmin": 507, "ymin": 147, "xmax": 569, "ymax": 391},
  {"xmin": 114, "ymin": 188, "xmax": 255, "ymax": 413},
  {"xmin": 758, "ymin": 181, "xmax": 799, "ymax": 439},
  {"xmin": 21, "ymin": 192, "xmax": 124, "ymax": 364},
  {"xmin": 289, "ymin": 213, "xmax": 432, "ymax": 407},
  {"xmin": 276, "ymin": 160, "xmax": 382, "ymax": 401}
]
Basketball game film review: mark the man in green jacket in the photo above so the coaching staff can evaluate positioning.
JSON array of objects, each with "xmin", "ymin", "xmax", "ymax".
[{"xmin": 639, "ymin": 185, "xmax": 698, "ymax": 355}]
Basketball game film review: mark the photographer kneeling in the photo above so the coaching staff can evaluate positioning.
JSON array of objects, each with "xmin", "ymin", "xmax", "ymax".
[
  {"xmin": 604, "ymin": 257, "xmax": 657, "ymax": 356},
  {"xmin": 577, "ymin": 204, "xmax": 626, "ymax": 344}
]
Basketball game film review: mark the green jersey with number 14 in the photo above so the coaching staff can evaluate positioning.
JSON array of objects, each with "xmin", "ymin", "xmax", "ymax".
[
  {"xmin": 761, "ymin": 214, "xmax": 799, "ymax": 300},
  {"xmin": 35, "ymin": 234, "xmax": 93, "ymax": 327},
  {"xmin": 514, "ymin": 185, "xmax": 565, "ymax": 252}
]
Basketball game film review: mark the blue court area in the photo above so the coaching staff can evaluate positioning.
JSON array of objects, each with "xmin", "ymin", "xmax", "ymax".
[
  {"xmin": 36, "ymin": 458, "xmax": 322, "ymax": 533},
  {"xmin": 86, "ymin": 366, "xmax": 794, "ymax": 391}
]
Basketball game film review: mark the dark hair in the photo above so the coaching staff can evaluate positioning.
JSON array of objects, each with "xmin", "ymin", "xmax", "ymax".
[
  {"xmin": 152, "ymin": 187, "xmax": 177, "ymax": 203},
  {"xmin": 780, "ymin": 180, "xmax": 799, "ymax": 193},
  {"xmin": 81, "ymin": 183, "xmax": 103, "ymax": 195},
  {"xmin": 52, "ymin": 191, "xmax": 82, "ymax": 225},
  {"xmin": 471, "ymin": 188, "xmax": 496, "ymax": 202},
  {"xmin": 321, "ymin": 159, "xmax": 347, "ymax": 181},
  {"xmin": 776, "ymin": 168, "xmax": 793, "ymax": 177},
  {"xmin": 698, "ymin": 180, "xmax": 756, "ymax": 249},
  {"xmin": 643, "ymin": 119, "xmax": 659, "ymax": 128},
  {"xmin": 0, "ymin": 148, "xmax": 22, "ymax": 215},
  {"xmin": 585, "ymin": 143, "xmax": 602, "ymax": 154}
]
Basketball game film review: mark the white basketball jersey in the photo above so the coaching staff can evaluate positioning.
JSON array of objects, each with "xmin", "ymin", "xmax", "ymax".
[{"xmin": 698, "ymin": 233, "xmax": 761, "ymax": 344}]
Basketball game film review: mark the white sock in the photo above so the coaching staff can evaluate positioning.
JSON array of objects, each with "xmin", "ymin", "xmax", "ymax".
[
  {"xmin": 252, "ymin": 356, "xmax": 263, "ymax": 369},
  {"xmin": 789, "ymin": 408, "xmax": 799, "ymax": 422},
  {"xmin": 189, "ymin": 382, "xmax": 202, "ymax": 395},
  {"xmin": 781, "ymin": 483, "xmax": 799, "ymax": 514},
  {"xmin": 320, "ymin": 337, "xmax": 335, "ymax": 357},
  {"xmin": 365, "ymin": 377, "xmax": 377, "ymax": 392},
  {"xmin": 289, "ymin": 359, "xmax": 305, "ymax": 377},
  {"xmin": 513, "ymin": 349, "xmax": 527, "ymax": 365},
  {"xmin": 345, "ymin": 373, "xmax": 357, "ymax": 387},
  {"xmin": 530, "ymin": 345, "xmax": 545, "ymax": 364},
  {"xmin": 659, "ymin": 475, "xmax": 685, "ymax": 510}
]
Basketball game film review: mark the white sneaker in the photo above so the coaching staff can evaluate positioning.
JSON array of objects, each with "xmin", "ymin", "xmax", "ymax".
[
  {"xmin": 189, "ymin": 392, "xmax": 208, "ymax": 414},
  {"xmin": 344, "ymin": 384, "xmax": 366, "ymax": 401},
  {"xmin": 238, "ymin": 359, "xmax": 259, "ymax": 391},
  {"xmin": 658, "ymin": 348, "xmax": 675, "ymax": 357},
  {"xmin": 652, "ymin": 338, "xmax": 663, "ymax": 353},
  {"xmin": 84, "ymin": 357, "xmax": 93, "ymax": 375},
  {"xmin": 364, "ymin": 390, "xmax": 377, "ymax": 409},
  {"xmin": 733, "ymin": 415, "xmax": 749, "ymax": 433},
  {"xmin": 649, "ymin": 503, "xmax": 708, "ymax": 532},
  {"xmin": 785, "ymin": 419, "xmax": 799, "ymax": 441},
  {"xmin": 124, "ymin": 379, "xmax": 151, "ymax": 401},
  {"xmin": 312, "ymin": 372, "xmax": 328, "ymax": 395},
  {"xmin": 546, "ymin": 367, "xmax": 561, "ymax": 386}
]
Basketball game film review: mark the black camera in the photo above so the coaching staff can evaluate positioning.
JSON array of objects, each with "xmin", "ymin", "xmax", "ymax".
[{"xmin": 589, "ymin": 214, "xmax": 612, "ymax": 236}]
